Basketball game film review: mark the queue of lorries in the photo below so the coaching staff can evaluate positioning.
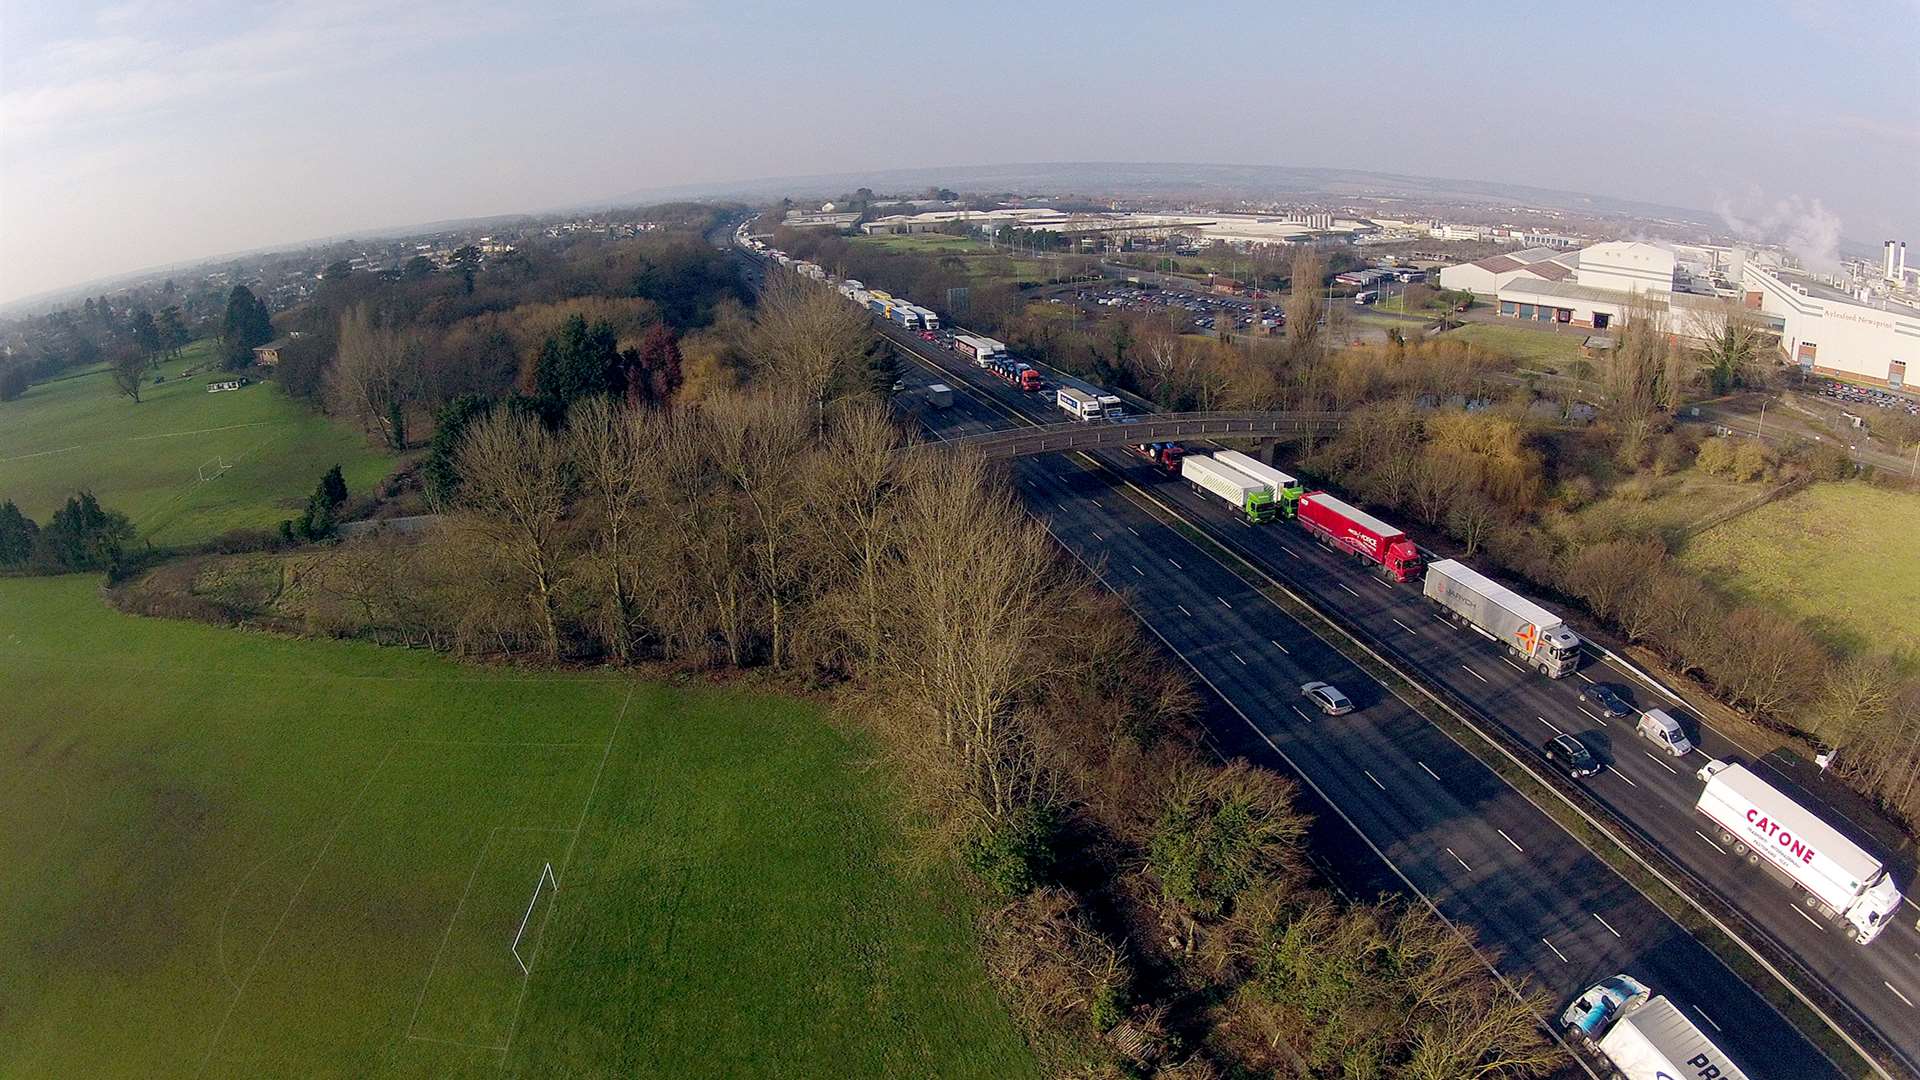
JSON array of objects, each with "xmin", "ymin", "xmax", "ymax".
[{"xmin": 739, "ymin": 225, "xmax": 1910, "ymax": 1080}]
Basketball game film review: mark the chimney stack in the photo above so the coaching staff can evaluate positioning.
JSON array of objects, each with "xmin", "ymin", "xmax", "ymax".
[
  {"xmin": 1885, "ymin": 241, "xmax": 1899, "ymax": 281},
  {"xmin": 1901, "ymin": 242, "xmax": 1909, "ymax": 285}
]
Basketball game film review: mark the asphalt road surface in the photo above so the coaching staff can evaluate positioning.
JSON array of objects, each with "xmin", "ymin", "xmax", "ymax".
[{"xmin": 883, "ymin": 323, "xmax": 1917, "ymax": 1080}]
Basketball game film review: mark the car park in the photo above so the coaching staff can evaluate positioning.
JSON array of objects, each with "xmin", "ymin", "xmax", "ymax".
[
  {"xmin": 1544, "ymin": 734, "xmax": 1600, "ymax": 779},
  {"xmin": 1301, "ymin": 681, "xmax": 1354, "ymax": 716}
]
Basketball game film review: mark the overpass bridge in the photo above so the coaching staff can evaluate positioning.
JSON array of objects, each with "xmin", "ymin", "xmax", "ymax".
[{"xmin": 931, "ymin": 412, "xmax": 1348, "ymax": 461}]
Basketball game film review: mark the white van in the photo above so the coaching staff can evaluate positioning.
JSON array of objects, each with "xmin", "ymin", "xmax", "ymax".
[{"xmin": 1637, "ymin": 708, "xmax": 1692, "ymax": 756}]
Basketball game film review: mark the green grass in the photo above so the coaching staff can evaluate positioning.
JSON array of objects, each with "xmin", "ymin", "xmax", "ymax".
[
  {"xmin": 853, "ymin": 233, "xmax": 984, "ymax": 254},
  {"xmin": 0, "ymin": 340, "xmax": 395, "ymax": 545},
  {"xmin": 0, "ymin": 575, "xmax": 1034, "ymax": 1078},
  {"xmin": 1442, "ymin": 322, "xmax": 1586, "ymax": 366},
  {"xmin": 1681, "ymin": 480, "xmax": 1920, "ymax": 660},
  {"xmin": 1566, "ymin": 469, "xmax": 1762, "ymax": 548}
]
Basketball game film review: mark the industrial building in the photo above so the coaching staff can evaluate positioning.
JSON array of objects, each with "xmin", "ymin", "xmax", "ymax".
[
  {"xmin": 1437, "ymin": 246, "xmax": 1580, "ymax": 296},
  {"xmin": 1745, "ymin": 263, "xmax": 1919, "ymax": 389}
]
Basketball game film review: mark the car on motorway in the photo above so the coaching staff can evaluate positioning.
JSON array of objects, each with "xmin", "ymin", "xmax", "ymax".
[
  {"xmin": 1301, "ymin": 681, "xmax": 1354, "ymax": 716},
  {"xmin": 1636, "ymin": 707, "xmax": 1693, "ymax": 756},
  {"xmin": 1544, "ymin": 734, "xmax": 1600, "ymax": 779},
  {"xmin": 1579, "ymin": 682, "xmax": 1635, "ymax": 719}
]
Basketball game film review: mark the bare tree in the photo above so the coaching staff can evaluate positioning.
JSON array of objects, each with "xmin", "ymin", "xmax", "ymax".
[
  {"xmin": 803, "ymin": 401, "xmax": 905, "ymax": 672},
  {"xmin": 448, "ymin": 410, "xmax": 574, "ymax": 660},
  {"xmin": 108, "ymin": 342, "xmax": 146, "ymax": 403},
  {"xmin": 749, "ymin": 274, "xmax": 878, "ymax": 426},
  {"xmin": 1284, "ymin": 247, "xmax": 1326, "ymax": 362},
  {"xmin": 327, "ymin": 303, "xmax": 412, "ymax": 449},
  {"xmin": 705, "ymin": 390, "xmax": 813, "ymax": 668},
  {"xmin": 564, "ymin": 395, "xmax": 649, "ymax": 660},
  {"xmin": 1447, "ymin": 494, "xmax": 1500, "ymax": 557}
]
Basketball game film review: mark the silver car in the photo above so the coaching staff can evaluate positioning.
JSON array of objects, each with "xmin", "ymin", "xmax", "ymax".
[{"xmin": 1301, "ymin": 681, "xmax": 1354, "ymax": 716}]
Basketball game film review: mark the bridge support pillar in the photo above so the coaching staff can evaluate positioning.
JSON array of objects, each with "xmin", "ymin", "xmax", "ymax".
[{"xmin": 1256, "ymin": 438, "xmax": 1281, "ymax": 466}]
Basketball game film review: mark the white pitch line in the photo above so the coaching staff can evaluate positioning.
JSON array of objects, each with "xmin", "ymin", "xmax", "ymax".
[
  {"xmin": 1498, "ymin": 829, "xmax": 1524, "ymax": 853},
  {"xmin": 1643, "ymin": 751, "xmax": 1678, "ymax": 774},
  {"xmin": 1695, "ymin": 1006, "xmax": 1723, "ymax": 1031},
  {"xmin": 1364, "ymin": 770, "xmax": 1386, "ymax": 791},
  {"xmin": 1392, "ymin": 618, "xmax": 1416, "ymax": 634},
  {"xmin": 1177, "ymin": 604, "xmax": 1192, "ymax": 617},
  {"xmin": 1542, "ymin": 938, "xmax": 1569, "ymax": 963},
  {"xmin": 1791, "ymin": 903, "xmax": 1824, "ymax": 929},
  {"xmin": 1607, "ymin": 765, "xmax": 1638, "ymax": 788},
  {"xmin": 1537, "ymin": 716, "xmax": 1564, "ymax": 735},
  {"xmin": 1592, "ymin": 912, "xmax": 1622, "ymax": 938},
  {"xmin": 1447, "ymin": 847, "xmax": 1473, "ymax": 873},
  {"xmin": 1887, "ymin": 982, "xmax": 1916, "ymax": 1009},
  {"xmin": 1232, "ymin": 651, "xmax": 1247, "ymax": 666},
  {"xmin": 1271, "ymin": 639, "xmax": 1290, "ymax": 655},
  {"xmin": 1338, "ymin": 582, "xmax": 1359, "ymax": 597},
  {"xmin": 1694, "ymin": 829, "xmax": 1726, "ymax": 854},
  {"xmin": 1460, "ymin": 665, "xmax": 1487, "ymax": 683},
  {"xmin": 1418, "ymin": 761, "xmax": 1441, "ymax": 782},
  {"xmin": 1218, "ymin": 595, "xmax": 1232, "ymax": 609}
]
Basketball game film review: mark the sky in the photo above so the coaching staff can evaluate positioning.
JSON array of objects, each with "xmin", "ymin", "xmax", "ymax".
[{"xmin": 2, "ymin": 0, "xmax": 1916, "ymax": 304}]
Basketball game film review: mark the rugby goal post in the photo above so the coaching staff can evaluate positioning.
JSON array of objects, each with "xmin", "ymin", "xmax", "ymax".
[{"xmin": 511, "ymin": 862, "xmax": 558, "ymax": 975}]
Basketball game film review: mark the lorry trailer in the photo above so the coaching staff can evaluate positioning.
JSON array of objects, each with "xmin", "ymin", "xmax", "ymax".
[
  {"xmin": 955, "ymin": 335, "xmax": 1008, "ymax": 365},
  {"xmin": 926, "ymin": 383, "xmax": 953, "ymax": 409},
  {"xmin": 1211, "ymin": 450, "xmax": 1303, "ymax": 518},
  {"xmin": 1422, "ymin": 559, "xmax": 1582, "ymax": 677},
  {"xmin": 1057, "ymin": 386, "xmax": 1107, "ymax": 422},
  {"xmin": 1561, "ymin": 975, "xmax": 1747, "ymax": 1080},
  {"xmin": 1182, "ymin": 454, "xmax": 1276, "ymax": 524},
  {"xmin": 1295, "ymin": 492, "xmax": 1422, "ymax": 582},
  {"xmin": 989, "ymin": 358, "xmax": 1043, "ymax": 392},
  {"xmin": 1694, "ymin": 761, "xmax": 1904, "ymax": 943},
  {"xmin": 1129, "ymin": 442, "xmax": 1186, "ymax": 476}
]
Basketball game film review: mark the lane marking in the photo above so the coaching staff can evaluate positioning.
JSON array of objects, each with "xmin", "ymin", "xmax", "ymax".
[
  {"xmin": 1091, "ymin": 531, "xmax": 1103, "ymax": 540},
  {"xmin": 1177, "ymin": 604, "xmax": 1192, "ymax": 617},
  {"xmin": 1168, "ymin": 557, "xmax": 1182, "ymax": 570},
  {"xmin": 1643, "ymin": 751, "xmax": 1678, "ymax": 775},
  {"xmin": 1695, "ymin": 829, "xmax": 1726, "ymax": 854},
  {"xmin": 1542, "ymin": 938, "xmax": 1569, "ymax": 963},
  {"xmin": 1091, "ymin": 499, "xmax": 1103, "ymax": 508},
  {"xmin": 1217, "ymin": 595, "xmax": 1232, "ymax": 609},
  {"xmin": 1696, "ymin": 1006, "xmax": 1723, "ymax": 1031},
  {"xmin": 1887, "ymin": 982, "xmax": 1915, "ymax": 1009},
  {"xmin": 1392, "ymin": 618, "xmax": 1416, "ymax": 634},
  {"xmin": 1537, "ymin": 716, "xmax": 1564, "ymax": 735},
  {"xmin": 1131, "ymin": 564, "xmax": 1143, "ymax": 576},
  {"xmin": 1447, "ymin": 847, "xmax": 1473, "ymax": 873},
  {"xmin": 1501, "ymin": 657, "xmax": 1526, "ymax": 673},
  {"xmin": 1291, "ymin": 705, "xmax": 1314, "ymax": 723},
  {"xmin": 1283, "ymin": 546, "xmax": 1300, "ymax": 559},
  {"xmin": 1373, "ymin": 578, "xmax": 1394, "ymax": 592},
  {"xmin": 1606, "ymin": 765, "xmax": 1638, "ymax": 788},
  {"xmin": 1127, "ymin": 525, "xmax": 1139, "ymax": 536},
  {"xmin": 1460, "ymin": 665, "xmax": 1487, "ymax": 683},
  {"xmin": 1498, "ymin": 829, "xmax": 1524, "ymax": 853},
  {"xmin": 1577, "ymin": 671, "xmax": 1595, "ymax": 684},
  {"xmin": 1364, "ymin": 770, "xmax": 1386, "ymax": 791},
  {"xmin": 1270, "ymin": 639, "xmax": 1290, "ymax": 655},
  {"xmin": 1578, "ymin": 706, "xmax": 1605, "ymax": 725},
  {"xmin": 1592, "ymin": 912, "xmax": 1621, "ymax": 938},
  {"xmin": 1232, "ymin": 651, "xmax": 1247, "ymax": 666},
  {"xmin": 1418, "ymin": 761, "xmax": 1441, "ymax": 782},
  {"xmin": 1338, "ymin": 582, "xmax": 1360, "ymax": 597}
]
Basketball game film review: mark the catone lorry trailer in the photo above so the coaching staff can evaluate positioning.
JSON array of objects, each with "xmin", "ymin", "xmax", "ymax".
[
  {"xmin": 1422, "ymin": 559, "xmax": 1582, "ymax": 677},
  {"xmin": 1211, "ymin": 450, "xmax": 1303, "ymax": 518},
  {"xmin": 1561, "ymin": 975, "xmax": 1747, "ymax": 1080},
  {"xmin": 1295, "ymin": 492, "xmax": 1422, "ymax": 582},
  {"xmin": 1694, "ymin": 760, "xmax": 1905, "ymax": 943},
  {"xmin": 1182, "ymin": 454, "xmax": 1276, "ymax": 523}
]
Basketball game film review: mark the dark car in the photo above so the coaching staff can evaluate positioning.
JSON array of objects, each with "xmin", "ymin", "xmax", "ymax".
[
  {"xmin": 1579, "ymin": 682, "xmax": 1634, "ymax": 719},
  {"xmin": 1544, "ymin": 734, "xmax": 1600, "ymax": 779}
]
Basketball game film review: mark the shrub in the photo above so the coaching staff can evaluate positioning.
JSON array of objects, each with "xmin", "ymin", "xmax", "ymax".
[{"xmin": 965, "ymin": 804, "xmax": 1060, "ymax": 898}]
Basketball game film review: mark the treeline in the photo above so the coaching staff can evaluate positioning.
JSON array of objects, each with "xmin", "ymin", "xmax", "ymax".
[{"xmin": 0, "ymin": 494, "xmax": 136, "ymax": 574}]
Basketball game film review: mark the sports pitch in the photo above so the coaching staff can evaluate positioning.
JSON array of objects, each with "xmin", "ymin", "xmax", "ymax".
[
  {"xmin": 0, "ymin": 576, "xmax": 1033, "ymax": 1077},
  {"xmin": 0, "ymin": 341, "xmax": 395, "ymax": 546}
]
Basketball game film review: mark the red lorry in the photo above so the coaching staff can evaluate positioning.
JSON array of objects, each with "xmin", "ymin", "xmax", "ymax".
[
  {"xmin": 988, "ymin": 358, "xmax": 1043, "ymax": 392},
  {"xmin": 1295, "ymin": 491, "xmax": 1423, "ymax": 582},
  {"xmin": 1128, "ymin": 442, "xmax": 1185, "ymax": 476}
]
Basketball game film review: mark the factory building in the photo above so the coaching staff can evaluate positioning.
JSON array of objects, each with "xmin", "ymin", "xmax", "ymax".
[
  {"xmin": 1745, "ymin": 264, "xmax": 1919, "ymax": 389},
  {"xmin": 1437, "ymin": 246, "xmax": 1579, "ymax": 296}
]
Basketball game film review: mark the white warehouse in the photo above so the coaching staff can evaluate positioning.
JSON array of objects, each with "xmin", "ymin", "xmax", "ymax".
[{"xmin": 1744, "ymin": 265, "xmax": 1919, "ymax": 389}]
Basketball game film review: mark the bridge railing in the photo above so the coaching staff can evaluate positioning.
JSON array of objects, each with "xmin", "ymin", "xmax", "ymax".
[{"xmin": 931, "ymin": 412, "xmax": 1349, "ymax": 459}]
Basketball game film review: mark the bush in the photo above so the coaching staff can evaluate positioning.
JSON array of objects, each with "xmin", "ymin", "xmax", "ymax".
[{"xmin": 965, "ymin": 805, "xmax": 1060, "ymax": 897}]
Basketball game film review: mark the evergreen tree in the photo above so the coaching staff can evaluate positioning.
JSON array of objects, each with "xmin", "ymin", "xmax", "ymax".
[
  {"xmin": 220, "ymin": 285, "xmax": 274, "ymax": 370},
  {"xmin": 423, "ymin": 395, "xmax": 495, "ymax": 504},
  {"xmin": 38, "ymin": 491, "xmax": 134, "ymax": 571},
  {"xmin": 130, "ymin": 308, "xmax": 163, "ymax": 360},
  {"xmin": 294, "ymin": 465, "xmax": 350, "ymax": 540},
  {"xmin": 0, "ymin": 500, "xmax": 39, "ymax": 566},
  {"xmin": 157, "ymin": 306, "xmax": 190, "ymax": 356},
  {"xmin": 533, "ymin": 314, "xmax": 619, "ymax": 405}
]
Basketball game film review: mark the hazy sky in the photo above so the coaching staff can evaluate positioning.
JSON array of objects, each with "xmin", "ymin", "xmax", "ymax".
[{"xmin": 2, "ymin": 0, "xmax": 1916, "ymax": 303}]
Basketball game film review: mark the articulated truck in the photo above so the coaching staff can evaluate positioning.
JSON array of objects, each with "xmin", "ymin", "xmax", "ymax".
[
  {"xmin": 1129, "ymin": 442, "xmax": 1185, "ymax": 476},
  {"xmin": 1422, "ymin": 559, "xmax": 1583, "ymax": 677},
  {"xmin": 1211, "ymin": 450, "xmax": 1303, "ymax": 518},
  {"xmin": 1561, "ymin": 975, "xmax": 1747, "ymax": 1080},
  {"xmin": 1182, "ymin": 454, "xmax": 1276, "ymax": 523},
  {"xmin": 1695, "ymin": 760, "xmax": 1905, "ymax": 944},
  {"xmin": 1295, "ymin": 492, "xmax": 1422, "ymax": 582}
]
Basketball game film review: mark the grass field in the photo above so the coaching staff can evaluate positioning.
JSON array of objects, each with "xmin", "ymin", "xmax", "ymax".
[
  {"xmin": 1442, "ymin": 322, "xmax": 1586, "ymax": 366},
  {"xmin": 0, "ymin": 340, "xmax": 395, "ymax": 545},
  {"xmin": 1681, "ymin": 480, "xmax": 1920, "ymax": 660},
  {"xmin": 0, "ymin": 575, "xmax": 1033, "ymax": 1078},
  {"xmin": 850, "ymin": 235, "xmax": 1082, "ymax": 286}
]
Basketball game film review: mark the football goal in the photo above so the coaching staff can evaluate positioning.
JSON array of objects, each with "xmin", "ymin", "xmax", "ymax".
[
  {"xmin": 196, "ymin": 455, "xmax": 233, "ymax": 482},
  {"xmin": 511, "ymin": 862, "xmax": 558, "ymax": 975}
]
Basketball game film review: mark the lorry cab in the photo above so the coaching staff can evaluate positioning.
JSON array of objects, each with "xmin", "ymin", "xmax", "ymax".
[
  {"xmin": 1383, "ymin": 539, "xmax": 1422, "ymax": 582},
  {"xmin": 1560, "ymin": 975, "xmax": 1648, "ymax": 1038},
  {"xmin": 1637, "ymin": 708, "xmax": 1692, "ymax": 756}
]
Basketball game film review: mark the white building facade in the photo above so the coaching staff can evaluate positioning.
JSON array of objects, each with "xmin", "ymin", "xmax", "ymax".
[{"xmin": 1744, "ymin": 265, "xmax": 1920, "ymax": 389}]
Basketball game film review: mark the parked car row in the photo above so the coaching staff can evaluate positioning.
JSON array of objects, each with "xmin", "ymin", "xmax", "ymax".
[{"xmin": 1813, "ymin": 379, "xmax": 1918, "ymax": 416}]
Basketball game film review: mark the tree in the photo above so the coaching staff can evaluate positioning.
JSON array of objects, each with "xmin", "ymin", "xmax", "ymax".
[
  {"xmin": 705, "ymin": 391, "xmax": 812, "ymax": 667},
  {"xmin": 0, "ymin": 365, "xmax": 28, "ymax": 402},
  {"xmin": 326, "ymin": 304, "xmax": 412, "ymax": 449},
  {"xmin": 290, "ymin": 464, "xmax": 349, "ymax": 540},
  {"xmin": 1284, "ymin": 247, "xmax": 1326, "ymax": 362},
  {"xmin": 322, "ymin": 260, "xmax": 354, "ymax": 283},
  {"xmin": 402, "ymin": 255, "xmax": 436, "ymax": 280},
  {"xmin": 632, "ymin": 323, "xmax": 684, "ymax": 405},
  {"xmin": 451, "ymin": 245, "xmax": 480, "ymax": 294},
  {"xmin": 423, "ymin": 395, "xmax": 496, "ymax": 505},
  {"xmin": 108, "ymin": 342, "xmax": 147, "ymax": 403},
  {"xmin": 564, "ymin": 396, "xmax": 649, "ymax": 660},
  {"xmin": 1692, "ymin": 300, "xmax": 1766, "ymax": 396},
  {"xmin": 450, "ymin": 411, "xmax": 575, "ymax": 660},
  {"xmin": 1446, "ymin": 494, "xmax": 1500, "ymax": 557},
  {"xmin": 533, "ymin": 314, "xmax": 620, "ymax": 405},
  {"xmin": 1147, "ymin": 760, "xmax": 1305, "ymax": 924},
  {"xmin": 130, "ymin": 307, "xmax": 163, "ymax": 361},
  {"xmin": 221, "ymin": 285, "xmax": 274, "ymax": 370},
  {"xmin": 37, "ymin": 491, "xmax": 135, "ymax": 571},
  {"xmin": 748, "ymin": 275, "xmax": 877, "ymax": 427},
  {"xmin": 0, "ymin": 500, "xmax": 39, "ymax": 566},
  {"xmin": 157, "ymin": 306, "xmax": 190, "ymax": 357}
]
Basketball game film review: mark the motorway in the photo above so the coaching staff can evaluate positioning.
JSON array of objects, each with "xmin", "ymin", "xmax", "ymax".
[{"xmin": 874, "ymin": 321, "xmax": 1920, "ymax": 1080}]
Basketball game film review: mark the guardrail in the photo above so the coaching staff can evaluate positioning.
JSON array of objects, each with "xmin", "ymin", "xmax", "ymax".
[{"xmin": 933, "ymin": 412, "xmax": 1350, "ymax": 459}]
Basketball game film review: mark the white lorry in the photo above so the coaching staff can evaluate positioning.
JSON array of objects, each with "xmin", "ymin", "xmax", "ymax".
[
  {"xmin": 1096, "ymin": 393, "xmax": 1125, "ymax": 420},
  {"xmin": 1422, "ymin": 559, "xmax": 1582, "ymax": 678},
  {"xmin": 926, "ymin": 383, "xmax": 953, "ymax": 409},
  {"xmin": 1056, "ymin": 386, "xmax": 1106, "ymax": 422},
  {"xmin": 1694, "ymin": 760, "xmax": 1905, "ymax": 943},
  {"xmin": 1561, "ymin": 975, "xmax": 1747, "ymax": 1080},
  {"xmin": 1180, "ymin": 455, "xmax": 1277, "ymax": 524},
  {"xmin": 1211, "ymin": 450, "xmax": 1304, "ymax": 517},
  {"xmin": 955, "ymin": 335, "xmax": 1008, "ymax": 366}
]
